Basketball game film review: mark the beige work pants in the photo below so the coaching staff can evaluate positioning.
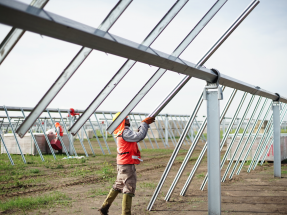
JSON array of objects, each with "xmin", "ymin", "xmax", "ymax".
[{"xmin": 113, "ymin": 164, "xmax": 137, "ymax": 194}]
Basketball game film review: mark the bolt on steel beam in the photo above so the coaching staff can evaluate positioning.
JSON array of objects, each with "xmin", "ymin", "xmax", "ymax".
[
  {"xmin": 108, "ymin": 0, "xmax": 228, "ymax": 134},
  {"xmin": 15, "ymin": 0, "xmax": 133, "ymax": 138},
  {"xmin": 228, "ymin": 98, "xmax": 268, "ymax": 179},
  {"xmin": 0, "ymin": 0, "xmax": 48, "ymax": 65},
  {"xmin": 221, "ymin": 96, "xmax": 261, "ymax": 182},
  {"xmin": 200, "ymin": 92, "xmax": 248, "ymax": 190},
  {"xmin": 180, "ymin": 89, "xmax": 236, "ymax": 196},
  {"xmin": 21, "ymin": 108, "xmax": 45, "ymax": 162},
  {"xmin": 236, "ymin": 102, "xmax": 272, "ymax": 175},
  {"xmin": 3, "ymin": 105, "xmax": 26, "ymax": 164},
  {"xmin": 71, "ymin": 0, "xmax": 189, "ymax": 135}
]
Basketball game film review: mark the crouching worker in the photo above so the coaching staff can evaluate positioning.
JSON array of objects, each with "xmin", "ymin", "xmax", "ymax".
[{"xmin": 98, "ymin": 112, "xmax": 155, "ymax": 215}]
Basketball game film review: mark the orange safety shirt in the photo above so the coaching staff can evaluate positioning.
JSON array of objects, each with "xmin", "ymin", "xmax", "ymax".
[{"xmin": 117, "ymin": 135, "xmax": 142, "ymax": 165}]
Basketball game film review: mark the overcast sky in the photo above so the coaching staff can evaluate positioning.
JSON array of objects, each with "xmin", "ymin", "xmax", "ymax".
[{"xmin": 0, "ymin": 0, "xmax": 286, "ymax": 121}]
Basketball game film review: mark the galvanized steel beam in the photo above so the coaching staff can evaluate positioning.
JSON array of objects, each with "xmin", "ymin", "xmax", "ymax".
[
  {"xmin": 1, "ymin": 1, "xmax": 284, "ymax": 128},
  {"xmin": 71, "ymin": 0, "xmax": 189, "ymax": 136},
  {"xmin": 108, "ymin": 0, "xmax": 228, "ymax": 134},
  {"xmin": 13, "ymin": 0, "xmax": 133, "ymax": 138},
  {"xmin": 0, "ymin": 0, "xmax": 48, "ymax": 65}
]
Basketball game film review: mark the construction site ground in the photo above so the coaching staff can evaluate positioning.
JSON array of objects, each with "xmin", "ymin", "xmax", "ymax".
[{"xmin": 1, "ymin": 138, "xmax": 287, "ymax": 214}]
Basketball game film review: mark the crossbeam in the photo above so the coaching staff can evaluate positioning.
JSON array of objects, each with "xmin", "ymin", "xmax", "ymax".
[{"xmin": 0, "ymin": 0, "xmax": 285, "ymax": 109}]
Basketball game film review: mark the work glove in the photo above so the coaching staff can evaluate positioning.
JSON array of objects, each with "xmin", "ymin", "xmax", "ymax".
[{"xmin": 142, "ymin": 117, "xmax": 155, "ymax": 125}]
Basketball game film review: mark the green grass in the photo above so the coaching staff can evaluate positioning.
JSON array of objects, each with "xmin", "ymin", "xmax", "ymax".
[
  {"xmin": 0, "ymin": 192, "xmax": 71, "ymax": 213},
  {"xmin": 282, "ymin": 170, "xmax": 287, "ymax": 174},
  {"xmin": 196, "ymin": 174, "xmax": 205, "ymax": 179},
  {"xmin": 29, "ymin": 168, "xmax": 40, "ymax": 174},
  {"xmin": 281, "ymin": 129, "xmax": 287, "ymax": 133},
  {"xmin": 139, "ymin": 182, "xmax": 156, "ymax": 189}
]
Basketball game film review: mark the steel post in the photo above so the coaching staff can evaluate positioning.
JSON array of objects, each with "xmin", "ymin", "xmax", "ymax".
[
  {"xmin": 205, "ymin": 87, "xmax": 221, "ymax": 215},
  {"xmin": 272, "ymin": 101, "xmax": 281, "ymax": 177},
  {"xmin": 88, "ymin": 119, "xmax": 104, "ymax": 155}
]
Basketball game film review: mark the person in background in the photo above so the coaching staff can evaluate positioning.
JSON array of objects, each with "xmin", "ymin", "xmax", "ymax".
[{"xmin": 98, "ymin": 112, "xmax": 155, "ymax": 215}]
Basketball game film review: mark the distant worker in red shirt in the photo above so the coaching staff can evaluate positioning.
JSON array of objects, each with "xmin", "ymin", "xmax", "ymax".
[{"xmin": 98, "ymin": 112, "xmax": 155, "ymax": 215}]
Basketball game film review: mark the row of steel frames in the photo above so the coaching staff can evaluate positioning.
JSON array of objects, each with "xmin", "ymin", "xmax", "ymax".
[
  {"xmin": 0, "ymin": 0, "xmax": 285, "ymax": 214},
  {"xmin": 0, "ymin": 108, "xmax": 196, "ymax": 161}
]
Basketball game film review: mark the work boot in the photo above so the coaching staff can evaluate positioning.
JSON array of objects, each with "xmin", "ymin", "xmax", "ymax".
[
  {"xmin": 98, "ymin": 188, "xmax": 119, "ymax": 215},
  {"xmin": 121, "ymin": 193, "xmax": 133, "ymax": 215}
]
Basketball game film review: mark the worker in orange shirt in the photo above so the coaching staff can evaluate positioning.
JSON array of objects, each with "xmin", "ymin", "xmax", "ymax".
[{"xmin": 98, "ymin": 112, "xmax": 155, "ymax": 215}]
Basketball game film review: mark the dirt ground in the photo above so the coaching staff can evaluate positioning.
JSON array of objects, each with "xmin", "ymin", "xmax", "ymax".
[{"xmin": 1, "ymin": 139, "xmax": 287, "ymax": 215}]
